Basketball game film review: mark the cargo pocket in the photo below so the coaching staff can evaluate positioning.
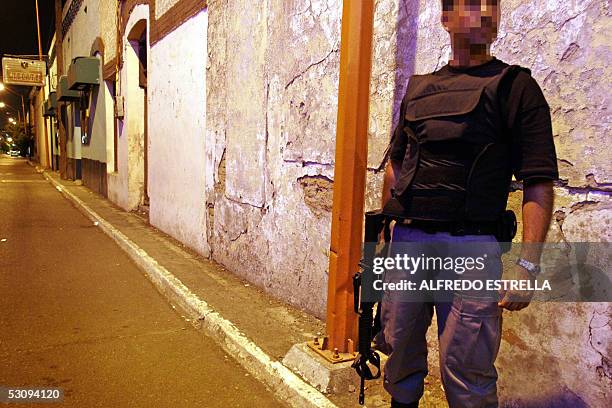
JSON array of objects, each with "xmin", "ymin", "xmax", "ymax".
[{"xmin": 442, "ymin": 297, "xmax": 502, "ymax": 379}]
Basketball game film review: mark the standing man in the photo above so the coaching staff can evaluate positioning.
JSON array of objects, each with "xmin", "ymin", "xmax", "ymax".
[{"xmin": 377, "ymin": 1, "xmax": 558, "ymax": 407}]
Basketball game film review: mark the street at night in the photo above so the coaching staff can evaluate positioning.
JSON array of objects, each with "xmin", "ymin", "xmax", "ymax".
[{"xmin": 0, "ymin": 156, "xmax": 281, "ymax": 407}]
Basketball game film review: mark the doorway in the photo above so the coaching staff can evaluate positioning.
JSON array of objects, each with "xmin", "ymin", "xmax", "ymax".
[{"xmin": 126, "ymin": 19, "xmax": 149, "ymax": 209}]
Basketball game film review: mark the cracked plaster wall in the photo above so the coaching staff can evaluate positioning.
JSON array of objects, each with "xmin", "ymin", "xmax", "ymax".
[
  {"xmin": 364, "ymin": 1, "xmax": 611, "ymax": 406},
  {"xmin": 107, "ymin": 5, "xmax": 148, "ymax": 211},
  {"xmin": 207, "ymin": 0, "xmax": 609, "ymax": 405},
  {"xmin": 205, "ymin": 0, "xmax": 341, "ymax": 318}
]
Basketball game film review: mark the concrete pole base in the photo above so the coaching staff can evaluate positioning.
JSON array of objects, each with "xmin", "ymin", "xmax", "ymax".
[{"xmin": 283, "ymin": 342, "xmax": 361, "ymax": 394}]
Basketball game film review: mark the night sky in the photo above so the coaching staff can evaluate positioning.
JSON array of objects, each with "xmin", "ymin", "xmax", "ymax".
[{"xmin": 0, "ymin": 1, "xmax": 55, "ymax": 128}]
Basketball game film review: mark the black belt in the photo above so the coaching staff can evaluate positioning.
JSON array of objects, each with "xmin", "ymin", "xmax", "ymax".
[{"xmin": 405, "ymin": 219, "xmax": 498, "ymax": 236}]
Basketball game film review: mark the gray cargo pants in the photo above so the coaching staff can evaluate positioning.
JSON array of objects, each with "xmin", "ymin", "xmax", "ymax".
[{"xmin": 375, "ymin": 224, "xmax": 503, "ymax": 408}]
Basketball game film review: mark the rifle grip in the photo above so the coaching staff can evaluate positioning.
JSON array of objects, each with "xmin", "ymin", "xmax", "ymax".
[{"xmin": 353, "ymin": 273, "xmax": 361, "ymax": 313}]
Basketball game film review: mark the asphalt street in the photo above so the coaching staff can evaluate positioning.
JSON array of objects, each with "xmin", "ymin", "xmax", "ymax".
[{"xmin": 0, "ymin": 156, "xmax": 282, "ymax": 407}]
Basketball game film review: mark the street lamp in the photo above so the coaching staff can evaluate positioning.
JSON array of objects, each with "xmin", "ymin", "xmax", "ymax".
[
  {"xmin": 0, "ymin": 102, "xmax": 18, "ymax": 113},
  {"xmin": 0, "ymin": 82, "xmax": 27, "ymax": 135}
]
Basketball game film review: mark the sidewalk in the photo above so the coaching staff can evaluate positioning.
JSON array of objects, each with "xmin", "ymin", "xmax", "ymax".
[{"xmin": 36, "ymin": 166, "xmax": 447, "ymax": 408}]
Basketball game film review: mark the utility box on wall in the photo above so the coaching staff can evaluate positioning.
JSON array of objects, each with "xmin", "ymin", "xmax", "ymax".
[
  {"xmin": 67, "ymin": 57, "xmax": 100, "ymax": 91},
  {"xmin": 57, "ymin": 76, "xmax": 80, "ymax": 101}
]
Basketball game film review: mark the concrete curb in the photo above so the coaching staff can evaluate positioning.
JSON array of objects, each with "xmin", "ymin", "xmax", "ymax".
[{"xmin": 40, "ymin": 170, "xmax": 337, "ymax": 408}]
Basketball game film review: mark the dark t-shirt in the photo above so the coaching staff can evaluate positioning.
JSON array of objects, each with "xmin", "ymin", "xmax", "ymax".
[{"xmin": 387, "ymin": 57, "xmax": 559, "ymax": 183}]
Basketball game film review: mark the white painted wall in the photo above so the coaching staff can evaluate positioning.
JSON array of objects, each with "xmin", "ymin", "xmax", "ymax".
[
  {"xmin": 103, "ymin": 80, "xmax": 115, "ymax": 173},
  {"xmin": 107, "ymin": 4, "xmax": 149, "ymax": 211},
  {"xmin": 61, "ymin": 0, "xmax": 101, "ymax": 75},
  {"xmin": 33, "ymin": 91, "xmax": 49, "ymax": 167},
  {"xmin": 148, "ymin": 10, "xmax": 209, "ymax": 256},
  {"xmin": 65, "ymin": 103, "xmax": 82, "ymax": 162}
]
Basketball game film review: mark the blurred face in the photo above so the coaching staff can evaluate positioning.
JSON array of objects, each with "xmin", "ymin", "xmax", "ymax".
[{"xmin": 442, "ymin": 0, "xmax": 500, "ymax": 45}]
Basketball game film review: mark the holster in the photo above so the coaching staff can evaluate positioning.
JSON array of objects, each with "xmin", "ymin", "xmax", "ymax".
[{"xmin": 495, "ymin": 209, "xmax": 517, "ymax": 253}]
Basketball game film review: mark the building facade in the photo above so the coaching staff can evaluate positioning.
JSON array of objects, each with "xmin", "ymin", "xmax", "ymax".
[{"xmin": 28, "ymin": 1, "xmax": 610, "ymax": 406}]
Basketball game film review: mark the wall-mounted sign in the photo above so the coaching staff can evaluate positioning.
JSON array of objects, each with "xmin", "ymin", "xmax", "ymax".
[{"xmin": 2, "ymin": 57, "xmax": 46, "ymax": 86}]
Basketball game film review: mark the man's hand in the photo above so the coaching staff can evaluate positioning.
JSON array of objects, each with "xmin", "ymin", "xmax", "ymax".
[
  {"xmin": 498, "ymin": 264, "xmax": 536, "ymax": 311},
  {"xmin": 500, "ymin": 179, "xmax": 554, "ymax": 311},
  {"xmin": 381, "ymin": 159, "xmax": 402, "ymax": 208}
]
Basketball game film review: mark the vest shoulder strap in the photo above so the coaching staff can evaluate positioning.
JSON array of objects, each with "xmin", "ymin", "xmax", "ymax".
[{"xmin": 498, "ymin": 65, "xmax": 532, "ymax": 138}]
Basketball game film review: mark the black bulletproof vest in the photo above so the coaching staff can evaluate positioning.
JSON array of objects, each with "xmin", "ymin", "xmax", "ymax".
[{"xmin": 384, "ymin": 63, "xmax": 530, "ymax": 222}]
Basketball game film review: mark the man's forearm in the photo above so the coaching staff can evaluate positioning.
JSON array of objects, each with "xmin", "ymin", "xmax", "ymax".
[
  {"xmin": 520, "ymin": 180, "xmax": 554, "ymax": 263},
  {"xmin": 381, "ymin": 159, "xmax": 402, "ymax": 207}
]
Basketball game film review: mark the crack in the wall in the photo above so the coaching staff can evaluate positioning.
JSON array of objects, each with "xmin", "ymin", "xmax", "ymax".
[
  {"xmin": 230, "ymin": 226, "xmax": 248, "ymax": 242},
  {"xmin": 585, "ymin": 174, "xmax": 612, "ymax": 190},
  {"xmin": 557, "ymin": 177, "xmax": 612, "ymax": 195},
  {"xmin": 561, "ymin": 42, "xmax": 580, "ymax": 61},
  {"xmin": 509, "ymin": 175, "xmax": 612, "ymax": 196},
  {"xmin": 206, "ymin": 147, "xmax": 227, "ymax": 255},
  {"xmin": 283, "ymin": 159, "xmax": 334, "ymax": 168},
  {"xmin": 367, "ymin": 165, "xmax": 387, "ymax": 173},
  {"xmin": 264, "ymin": 80, "xmax": 275, "ymax": 211},
  {"xmin": 224, "ymin": 194, "xmax": 265, "ymax": 209},
  {"xmin": 553, "ymin": 209, "xmax": 567, "ymax": 241},
  {"xmin": 570, "ymin": 200, "xmax": 600, "ymax": 213},
  {"xmin": 217, "ymin": 147, "xmax": 227, "ymax": 194},
  {"xmin": 433, "ymin": 43, "xmax": 449, "ymax": 72},
  {"xmin": 502, "ymin": 3, "xmax": 594, "ymax": 42},
  {"xmin": 502, "ymin": 21, "xmax": 555, "ymax": 40},
  {"xmin": 558, "ymin": 5, "xmax": 594, "ymax": 31},
  {"xmin": 284, "ymin": 46, "xmax": 339, "ymax": 90},
  {"xmin": 289, "ymin": 0, "xmax": 331, "ymax": 20},
  {"xmin": 289, "ymin": 0, "xmax": 313, "ymax": 19},
  {"xmin": 558, "ymin": 158, "xmax": 575, "ymax": 167},
  {"xmin": 588, "ymin": 312, "xmax": 612, "ymax": 382},
  {"xmin": 554, "ymin": 209, "xmax": 566, "ymax": 223}
]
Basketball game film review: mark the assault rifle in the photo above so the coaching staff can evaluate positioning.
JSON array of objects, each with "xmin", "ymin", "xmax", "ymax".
[{"xmin": 352, "ymin": 210, "xmax": 390, "ymax": 405}]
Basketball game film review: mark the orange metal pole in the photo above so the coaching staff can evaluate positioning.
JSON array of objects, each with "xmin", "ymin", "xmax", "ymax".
[
  {"xmin": 326, "ymin": 0, "xmax": 375, "ymax": 353},
  {"xmin": 35, "ymin": 0, "xmax": 43, "ymax": 61}
]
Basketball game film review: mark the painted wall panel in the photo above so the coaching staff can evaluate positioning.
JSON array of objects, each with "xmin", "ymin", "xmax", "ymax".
[{"xmin": 148, "ymin": 10, "xmax": 209, "ymax": 255}]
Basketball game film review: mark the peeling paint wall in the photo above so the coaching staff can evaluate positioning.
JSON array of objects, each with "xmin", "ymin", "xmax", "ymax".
[
  {"xmin": 107, "ymin": 4, "xmax": 149, "ymax": 211},
  {"xmin": 205, "ymin": 0, "xmax": 341, "ymax": 318}
]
